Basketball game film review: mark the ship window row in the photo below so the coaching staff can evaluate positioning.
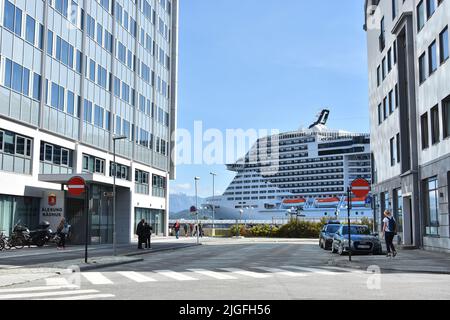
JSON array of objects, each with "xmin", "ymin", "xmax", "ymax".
[
  {"xmin": 279, "ymin": 152, "xmax": 308, "ymax": 159},
  {"xmin": 278, "ymin": 136, "xmax": 315, "ymax": 145},
  {"xmin": 288, "ymin": 188, "xmax": 345, "ymax": 193},
  {"xmin": 279, "ymin": 156, "xmax": 343, "ymax": 165},
  {"xmin": 318, "ymin": 147, "xmax": 365, "ymax": 156},
  {"xmin": 318, "ymin": 137, "xmax": 370, "ymax": 149},
  {"xmin": 271, "ymin": 167, "xmax": 344, "ymax": 174},
  {"xmin": 278, "ymin": 181, "xmax": 344, "ymax": 188},
  {"xmin": 269, "ymin": 175, "xmax": 344, "ymax": 182},
  {"xmin": 418, "ymin": 25, "xmax": 449, "ymax": 85},
  {"xmin": 278, "ymin": 162, "xmax": 344, "ymax": 170}
]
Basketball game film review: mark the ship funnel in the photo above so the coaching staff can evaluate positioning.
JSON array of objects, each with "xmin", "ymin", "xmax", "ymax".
[{"xmin": 308, "ymin": 109, "xmax": 330, "ymax": 129}]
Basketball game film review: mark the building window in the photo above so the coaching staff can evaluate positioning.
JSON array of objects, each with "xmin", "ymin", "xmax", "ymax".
[
  {"xmin": 390, "ymin": 137, "xmax": 395, "ymax": 166},
  {"xmin": 392, "ymin": 0, "xmax": 397, "ymax": 19},
  {"xmin": 394, "ymin": 188, "xmax": 403, "ymax": 233},
  {"xmin": 383, "ymin": 97, "xmax": 388, "ymax": 120},
  {"xmin": 417, "ymin": 1, "xmax": 425, "ymax": 31},
  {"xmin": 419, "ymin": 52, "xmax": 427, "ymax": 83},
  {"xmin": 426, "ymin": 0, "xmax": 436, "ymax": 19},
  {"xmin": 424, "ymin": 177, "xmax": 439, "ymax": 236},
  {"xmin": 396, "ymin": 133, "xmax": 401, "ymax": 163},
  {"xmin": 382, "ymin": 57, "xmax": 386, "ymax": 79},
  {"xmin": 389, "ymin": 90, "xmax": 394, "ymax": 114},
  {"xmin": 440, "ymin": 26, "xmax": 449, "ymax": 64},
  {"xmin": 82, "ymin": 154, "xmax": 105, "ymax": 174},
  {"xmin": 431, "ymin": 105, "xmax": 440, "ymax": 144},
  {"xmin": 421, "ymin": 112, "xmax": 429, "ymax": 149},
  {"xmin": 387, "ymin": 48, "xmax": 392, "ymax": 72},
  {"xmin": 25, "ymin": 15, "xmax": 36, "ymax": 44},
  {"xmin": 152, "ymin": 174, "xmax": 166, "ymax": 198},
  {"xmin": 428, "ymin": 41, "xmax": 438, "ymax": 74},
  {"xmin": 443, "ymin": 96, "xmax": 450, "ymax": 139}
]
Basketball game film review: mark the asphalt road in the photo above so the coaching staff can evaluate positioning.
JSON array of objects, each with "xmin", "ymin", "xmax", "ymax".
[{"xmin": 2, "ymin": 238, "xmax": 450, "ymax": 300}]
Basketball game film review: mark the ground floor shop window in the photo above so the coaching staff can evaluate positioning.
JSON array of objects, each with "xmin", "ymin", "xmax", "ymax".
[
  {"xmin": 0, "ymin": 195, "xmax": 40, "ymax": 236},
  {"xmin": 394, "ymin": 188, "xmax": 403, "ymax": 233},
  {"xmin": 135, "ymin": 208, "xmax": 165, "ymax": 236},
  {"xmin": 424, "ymin": 177, "xmax": 439, "ymax": 236}
]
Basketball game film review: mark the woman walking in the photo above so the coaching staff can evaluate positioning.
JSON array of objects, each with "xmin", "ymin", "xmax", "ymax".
[{"xmin": 383, "ymin": 210, "xmax": 398, "ymax": 258}]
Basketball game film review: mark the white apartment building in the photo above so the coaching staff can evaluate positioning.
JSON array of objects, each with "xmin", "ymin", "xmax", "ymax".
[
  {"xmin": 0, "ymin": 0, "xmax": 178, "ymax": 244},
  {"xmin": 365, "ymin": 0, "xmax": 450, "ymax": 252}
]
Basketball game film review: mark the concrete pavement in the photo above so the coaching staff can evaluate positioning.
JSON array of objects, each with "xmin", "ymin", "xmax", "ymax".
[{"xmin": 1, "ymin": 238, "xmax": 449, "ymax": 300}]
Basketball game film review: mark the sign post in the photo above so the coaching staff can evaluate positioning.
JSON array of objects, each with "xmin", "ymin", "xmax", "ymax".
[
  {"xmin": 67, "ymin": 177, "xmax": 87, "ymax": 263},
  {"xmin": 349, "ymin": 179, "xmax": 371, "ymax": 262}
]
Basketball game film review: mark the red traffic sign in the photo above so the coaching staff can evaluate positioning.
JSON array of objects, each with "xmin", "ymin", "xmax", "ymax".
[
  {"xmin": 351, "ymin": 178, "xmax": 371, "ymax": 198},
  {"xmin": 68, "ymin": 176, "xmax": 86, "ymax": 196}
]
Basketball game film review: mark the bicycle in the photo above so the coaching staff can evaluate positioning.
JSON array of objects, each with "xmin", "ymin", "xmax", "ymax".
[{"xmin": 0, "ymin": 232, "xmax": 11, "ymax": 251}]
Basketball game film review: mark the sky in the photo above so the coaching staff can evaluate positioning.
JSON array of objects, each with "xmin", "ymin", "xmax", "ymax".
[{"xmin": 170, "ymin": 0, "xmax": 369, "ymax": 198}]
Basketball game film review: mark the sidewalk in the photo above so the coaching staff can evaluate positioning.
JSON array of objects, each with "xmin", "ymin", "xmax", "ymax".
[
  {"xmin": 331, "ymin": 247, "xmax": 450, "ymax": 274},
  {"xmin": 0, "ymin": 237, "xmax": 201, "ymax": 287}
]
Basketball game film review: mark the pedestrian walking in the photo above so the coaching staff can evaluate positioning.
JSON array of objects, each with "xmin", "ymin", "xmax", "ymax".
[
  {"xmin": 173, "ymin": 220, "xmax": 181, "ymax": 239},
  {"xmin": 144, "ymin": 222, "xmax": 152, "ymax": 249},
  {"xmin": 136, "ymin": 219, "xmax": 145, "ymax": 249},
  {"xmin": 56, "ymin": 218, "xmax": 69, "ymax": 250},
  {"xmin": 383, "ymin": 210, "xmax": 398, "ymax": 258},
  {"xmin": 184, "ymin": 224, "xmax": 188, "ymax": 237},
  {"xmin": 199, "ymin": 223, "xmax": 204, "ymax": 238}
]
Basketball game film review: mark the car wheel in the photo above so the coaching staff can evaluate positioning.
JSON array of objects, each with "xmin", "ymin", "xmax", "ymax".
[
  {"xmin": 338, "ymin": 244, "xmax": 345, "ymax": 256},
  {"xmin": 319, "ymin": 240, "xmax": 324, "ymax": 249}
]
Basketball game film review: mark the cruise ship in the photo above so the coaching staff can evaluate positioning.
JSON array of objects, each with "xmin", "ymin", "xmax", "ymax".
[{"xmin": 205, "ymin": 110, "xmax": 373, "ymax": 221}]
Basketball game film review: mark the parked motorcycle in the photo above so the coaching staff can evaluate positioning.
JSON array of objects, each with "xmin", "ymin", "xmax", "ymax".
[
  {"xmin": 8, "ymin": 222, "xmax": 31, "ymax": 249},
  {"xmin": 27, "ymin": 221, "xmax": 54, "ymax": 247}
]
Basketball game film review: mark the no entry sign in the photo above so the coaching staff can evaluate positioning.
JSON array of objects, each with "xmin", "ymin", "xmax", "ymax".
[
  {"xmin": 68, "ymin": 176, "xmax": 86, "ymax": 196},
  {"xmin": 351, "ymin": 178, "xmax": 371, "ymax": 198}
]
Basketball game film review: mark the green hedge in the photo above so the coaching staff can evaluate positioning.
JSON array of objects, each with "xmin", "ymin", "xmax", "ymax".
[{"xmin": 229, "ymin": 218, "xmax": 374, "ymax": 239}]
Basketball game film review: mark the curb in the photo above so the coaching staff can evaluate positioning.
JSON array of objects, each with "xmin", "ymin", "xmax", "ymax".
[{"xmin": 124, "ymin": 243, "xmax": 201, "ymax": 257}]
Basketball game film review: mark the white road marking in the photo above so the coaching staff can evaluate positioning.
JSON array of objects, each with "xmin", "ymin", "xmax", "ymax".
[
  {"xmin": 0, "ymin": 289, "xmax": 98, "ymax": 300},
  {"xmin": 154, "ymin": 270, "xmax": 198, "ymax": 281},
  {"xmin": 82, "ymin": 273, "xmax": 114, "ymax": 285},
  {"xmin": 38, "ymin": 294, "xmax": 115, "ymax": 300},
  {"xmin": 117, "ymin": 271, "xmax": 157, "ymax": 283},
  {"xmin": 253, "ymin": 267, "xmax": 307, "ymax": 277},
  {"xmin": 46, "ymin": 278, "xmax": 71, "ymax": 286},
  {"xmin": 187, "ymin": 269, "xmax": 237, "ymax": 280},
  {"xmin": 0, "ymin": 265, "xmax": 21, "ymax": 269},
  {"xmin": 281, "ymin": 266, "xmax": 337, "ymax": 275},
  {"xmin": 319, "ymin": 266, "xmax": 365, "ymax": 274},
  {"xmin": 0, "ymin": 285, "xmax": 78, "ymax": 294},
  {"xmin": 219, "ymin": 268, "xmax": 271, "ymax": 279}
]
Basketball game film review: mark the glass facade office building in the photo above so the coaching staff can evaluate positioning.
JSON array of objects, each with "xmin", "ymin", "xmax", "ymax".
[{"xmin": 0, "ymin": 0, "xmax": 178, "ymax": 243}]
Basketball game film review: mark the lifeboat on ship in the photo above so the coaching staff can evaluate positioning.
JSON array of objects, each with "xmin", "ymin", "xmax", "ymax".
[
  {"xmin": 282, "ymin": 198, "xmax": 306, "ymax": 208},
  {"xmin": 315, "ymin": 197, "xmax": 340, "ymax": 208}
]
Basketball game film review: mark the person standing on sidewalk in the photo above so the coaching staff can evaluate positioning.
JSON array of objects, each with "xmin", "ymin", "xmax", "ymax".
[
  {"xmin": 136, "ymin": 219, "xmax": 145, "ymax": 249},
  {"xmin": 143, "ymin": 222, "xmax": 152, "ymax": 249},
  {"xmin": 173, "ymin": 220, "xmax": 181, "ymax": 239},
  {"xmin": 383, "ymin": 210, "xmax": 398, "ymax": 258},
  {"xmin": 56, "ymin": 218, "xmax": 69, "ymax": 250}
]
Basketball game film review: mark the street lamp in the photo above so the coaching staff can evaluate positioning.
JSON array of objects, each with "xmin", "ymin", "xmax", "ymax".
[
  {"xmin": 194, "ymin": 177, "xmax": 200, "ymax": 245},
  {"xmin": 112, "ymin": 135, "xmax": 127, "ymax": 256},
  {"xmin": 210, "ymin": 172, "xmax": 217, "ymax": 237}
]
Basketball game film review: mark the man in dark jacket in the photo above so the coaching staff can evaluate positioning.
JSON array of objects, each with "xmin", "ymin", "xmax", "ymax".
[
  {"xmin": 136, "ymin": 219, "xmax": 145, "ymax": 249},
  {"xmin": 144, "ymin": 222, "xmax": 152, "ymax": 249}
]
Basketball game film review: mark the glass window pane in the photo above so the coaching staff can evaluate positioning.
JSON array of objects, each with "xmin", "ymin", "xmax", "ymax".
[
  {"xmin": 14, "ymin": 6, "xmax": 22, "ymax": 36},
  {"xmin": 12, "ymin": 62, "xmax": 23, "ymax": 92},
  {"xmin": 22, "ymin": 68, "xmax": 30, "ymax": 96},
  {"xmin": 3, "ymin": 0, "xmax": 15, "ymax": 32},
  {"xmin": 16, "ymin": 136, "xmax": 25, "ymax": 155},
  {"xmin": 45, "ymin": 144, "xmax": 53, "ymax": 162},
  {"xmin": 25, "ymin": 15, "xmax": 36, "ymax": 44}
]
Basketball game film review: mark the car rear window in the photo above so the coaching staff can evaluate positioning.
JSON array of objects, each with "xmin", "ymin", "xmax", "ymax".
[{"xmin": 326, "ymin": 225, "xmax": 340, "ymax": 233}]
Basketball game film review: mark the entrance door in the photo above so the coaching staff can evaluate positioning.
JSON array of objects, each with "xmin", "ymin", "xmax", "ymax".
[
  {"xmin": 65, "ymin": 198, "xmax": 84, "ymax": 245},
  {"xmin": 402, "ymin": 196, "xmax": 413, "ymax": 245}
]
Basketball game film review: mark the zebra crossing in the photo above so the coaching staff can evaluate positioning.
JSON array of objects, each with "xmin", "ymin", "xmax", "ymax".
[
  {"xmin": 0, "ymin": 265, "xmax": 364, "ymax": 299},
  {"xmin": 73, "ymin": 265, "xmax": 363, "ymax": 286},
  {"xmin": 0, "ymin": 285, "xmax": 115, "ymax": 300}
]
